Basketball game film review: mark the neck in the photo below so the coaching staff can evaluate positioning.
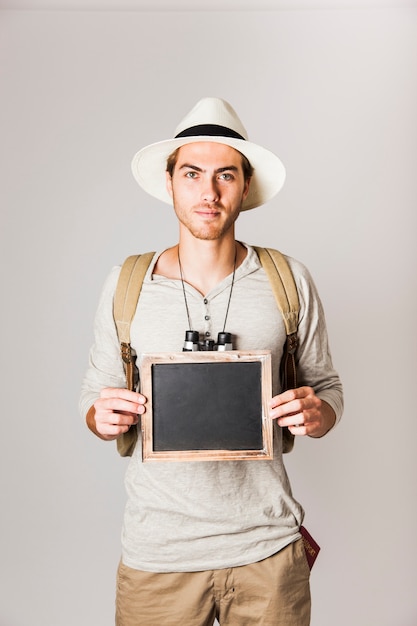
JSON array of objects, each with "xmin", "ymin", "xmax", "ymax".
[
  {"xmin": 179, "ymin": 240, "xmax": 238, "ymax": 295},
  {"xmin": 153, "ymin": 232, "xmax": 247, "ymax": 296}
]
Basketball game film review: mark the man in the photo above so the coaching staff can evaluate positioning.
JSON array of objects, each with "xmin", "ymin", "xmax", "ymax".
[{"xmin": 80, "ymin": 97, "xmax": 343, "ymax": 625}]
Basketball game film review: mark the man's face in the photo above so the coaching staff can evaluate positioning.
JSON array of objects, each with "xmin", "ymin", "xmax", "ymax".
[{"xmin": 166, "ymin": 142, "xmax": 251, "ymax": 241}]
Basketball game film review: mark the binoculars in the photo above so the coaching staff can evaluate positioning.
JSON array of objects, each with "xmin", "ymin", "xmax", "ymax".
[{"xmin": 183, "ymin": 330, "xmax": 233, "ymax": 352}]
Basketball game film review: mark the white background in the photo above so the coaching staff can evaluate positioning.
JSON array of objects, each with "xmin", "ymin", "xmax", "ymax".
[{"xmin": 1, "ymin": 3, "xmax": 416, "ymax": 625}]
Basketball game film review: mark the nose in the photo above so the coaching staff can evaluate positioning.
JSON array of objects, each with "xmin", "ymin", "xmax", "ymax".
[{"xmin": 201, "ymin": 177, "xmax": 219, "ymax": 203}]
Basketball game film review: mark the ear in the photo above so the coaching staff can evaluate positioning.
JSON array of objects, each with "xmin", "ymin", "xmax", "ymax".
[
  {"xmin": 165, "ymin": 170, "xmax": 173, "ymax": 198},
  {"xmin": 242, "ymin": 177, "xmax": 251, "ymax": 201}
]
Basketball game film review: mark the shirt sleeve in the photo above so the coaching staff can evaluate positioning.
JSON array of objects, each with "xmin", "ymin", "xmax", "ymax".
[
  {"xmin": 287, "ymin": 257, "xmax": 344, "ymax": 424},
  {"xmin": 79, "ymin": 266, "xmax": 126, "ymax": 420}
]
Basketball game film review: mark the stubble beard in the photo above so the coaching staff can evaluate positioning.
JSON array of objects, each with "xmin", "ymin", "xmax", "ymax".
[{"xmin": 174, "ymin": 200, "xmax": 242, "ymax": 242}]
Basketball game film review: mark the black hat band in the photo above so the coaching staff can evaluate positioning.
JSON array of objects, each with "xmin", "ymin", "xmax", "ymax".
[{"xmin": 175, "ymin": 124, "xmax": 245, "ymax": 141}]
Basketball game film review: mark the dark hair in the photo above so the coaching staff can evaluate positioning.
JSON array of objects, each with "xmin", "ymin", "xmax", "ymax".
[{"xmin": 166, "ymin": 146, "xmax": 254, "ymax": 181}]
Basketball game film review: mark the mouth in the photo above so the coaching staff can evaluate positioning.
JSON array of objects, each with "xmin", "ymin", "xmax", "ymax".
[{"xmin": 195, "ymin": 205, "xmax": 221, "ymax": 218}]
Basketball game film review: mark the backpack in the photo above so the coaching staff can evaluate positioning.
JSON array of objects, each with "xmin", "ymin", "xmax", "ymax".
[{"xmin": 113, "ymin": 247, "xmax": 299, "ymax": 457}]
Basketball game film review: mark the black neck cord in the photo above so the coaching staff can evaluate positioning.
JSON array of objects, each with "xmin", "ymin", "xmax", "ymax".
[{"xmin": 178, "ymin": 246, "xmax": 237, "ymax": 334}]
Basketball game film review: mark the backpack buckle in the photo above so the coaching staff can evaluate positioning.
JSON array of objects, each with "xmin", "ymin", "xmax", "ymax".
[
  {"xmin": 287, "ymin": 332, "xmax": 298, "ymax": 355},
  {"xmin": 121, "ymin": 342, "xmax": 134, "ymax": 364}
]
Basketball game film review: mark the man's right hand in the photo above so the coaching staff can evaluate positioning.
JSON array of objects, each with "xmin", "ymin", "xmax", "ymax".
[{"xmin": 87, "ymin": 388, "xmax": 146, "ymax": 441}]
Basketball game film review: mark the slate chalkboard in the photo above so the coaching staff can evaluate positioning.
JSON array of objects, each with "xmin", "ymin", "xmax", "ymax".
[{"xmin": 140, "ymin": 351, "xmax": 272, "ymax": 462}]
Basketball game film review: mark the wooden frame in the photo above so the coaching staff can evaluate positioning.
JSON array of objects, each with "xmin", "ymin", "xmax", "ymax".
[{"xmin": 139, "ymin": 350, "xmax": 273, "ymax": 462}]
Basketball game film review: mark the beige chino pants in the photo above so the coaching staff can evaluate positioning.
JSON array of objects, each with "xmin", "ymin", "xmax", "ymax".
[{"xmin": 116, "ymin": 538, "xmax": 311, "ymax": 626}]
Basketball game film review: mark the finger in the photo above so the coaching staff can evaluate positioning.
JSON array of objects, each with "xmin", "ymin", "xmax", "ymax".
[
  {"xmin": 100, "ymin": 387, "xmax": 146, "ymax": 404},
  {"xmin": 270, "ymin": 397, "xmax": 308, "ymax": 421},
  {"xmin": 277, "ymin": 410, "xmax": 305, "ymax": 428},
  {"xmin": 288, "ymin": 423, "xmax": 308, "ymax": 435},
  {"xmin": 269, "ymin": 386, "xmax": 314, "ymax": 409},
  {"xmin": 270, "ymin": 389, "xmax": 298, "ymax": 409},
  {"xmin": 279, "ymin": 403, "xmax": 322, "ymax": 426},
  {"xmin": 95, "ymin": 409, "xmax": 139, "ymax": 432},
  {"xmin": 271, "ymin": 395, "xmax": 321, "ymax": 422},
  {"xmin": 95, "ymin": 396, "xmax": 145, "ymax": 416},
  {"xmin": 110, "ymin": 410, "xmax": 139, "ymax": 426},
  {"xmin": 97, "ymin": 421, "xmax": 133, "ymax": 437}
]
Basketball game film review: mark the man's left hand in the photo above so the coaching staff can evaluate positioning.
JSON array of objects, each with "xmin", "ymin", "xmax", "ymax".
[{"xmin": 269, "ymin": 386, "xmax": 336, "ymax": 439}]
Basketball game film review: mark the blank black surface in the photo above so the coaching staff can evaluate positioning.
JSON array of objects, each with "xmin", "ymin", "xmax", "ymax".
[{"xmin": 151, "ymin": 361, "xmax": 263, "ymax": 451}]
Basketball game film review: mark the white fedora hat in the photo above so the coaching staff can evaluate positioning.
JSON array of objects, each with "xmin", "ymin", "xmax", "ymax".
[{"xmin": 131, "ymin": 97, "xmax": 286, "ymax": 211}]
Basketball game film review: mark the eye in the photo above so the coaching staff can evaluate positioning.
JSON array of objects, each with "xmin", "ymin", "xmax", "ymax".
[
  {"xmin": 185, "ymin": 171, "xmax": 198, "ymax": 179},
  {"xmin": 219, "ymin": 172, "xmax": 234, "ymax": 181}
]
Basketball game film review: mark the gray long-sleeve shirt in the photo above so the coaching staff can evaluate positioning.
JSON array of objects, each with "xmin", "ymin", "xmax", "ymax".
[{"xmin": 80, "ymin": 244, "xmax": 343, "ymax": 572}]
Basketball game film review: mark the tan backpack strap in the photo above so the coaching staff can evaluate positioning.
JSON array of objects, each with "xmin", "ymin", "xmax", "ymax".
[
  {"xmin": 113, "ymin": 252, "xmax": 155, "ymax": 458},
  {"xmin": 255, "ymin": 246, "xmax": 300, "ymax": 453},
  {"xmin": 256, "ymin": 246, "xmax": 299, "ymax": 390},
  {"xmin": 114, "ymin": 252, "xmax": 155, "ymax": 391},
  {"xmin": 254, "ymin": 247, "xmax": 299, "ymax": 336}
]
